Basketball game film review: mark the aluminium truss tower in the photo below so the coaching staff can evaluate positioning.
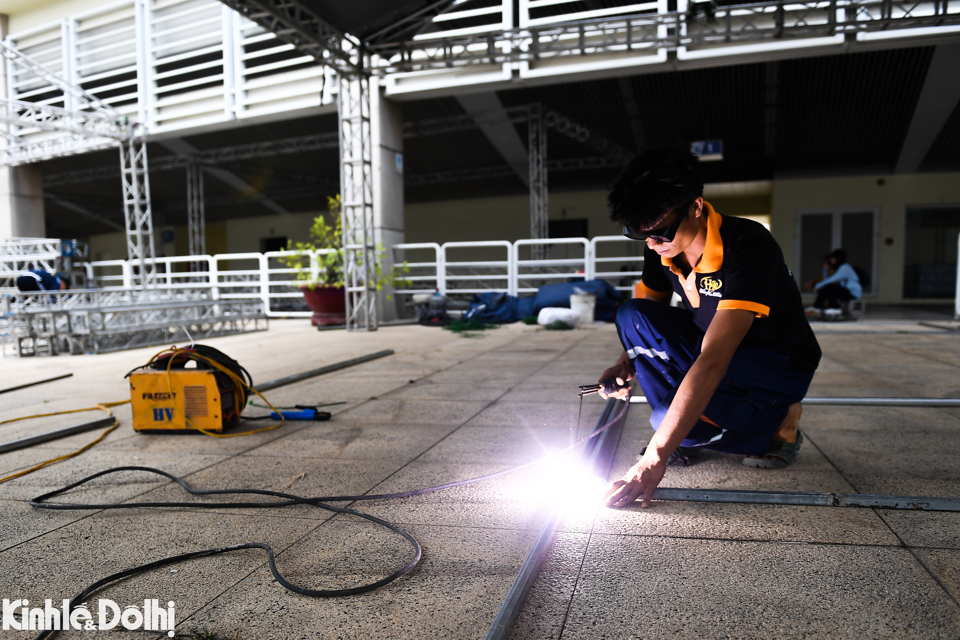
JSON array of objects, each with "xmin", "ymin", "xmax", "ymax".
[
  {"xmin": 187, "ymin": 162, "xmax": 206, "ymax": 261},
  {"xmin": 119, "ymin": 127, "xmax": 156, "ymax": 288},
  {"xmin": 338, "ymin": 69, "xmax": 377, "ymax": 332},
  {"xmin": 528, "ymin": 105, "xmax": 548, "ymax": 261}
]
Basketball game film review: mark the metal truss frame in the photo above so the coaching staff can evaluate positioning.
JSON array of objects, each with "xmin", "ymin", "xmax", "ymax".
[
  {"xmin": 44, "ymin": 132, "xmax": 341, "ymax": 187},
  {"xmin": 119, "ymin": 129, "xmax": 156, "ymax": 288},
  {"xmin": 370, "ymin": 0, "xmax": 960, "ymax": 73},
  {"xmin": 187, "ymin": 163, "xmax": 206, "ymax": 260},
  {"xmin": 3, "ymin": 288, "xmax": 266, "ymax": 356},
  {"xmin": 215, "ymin": 0, "xmax": 362, "ymax": 74},
  {"xmin": 528, "ymin": 105, "xmax": 548, "ymax": 261},
  {"xmin": 338, "ymin": 71, "xmax": 377, "ymax": 332},
  {"xmin": 0, "ymin": 40, "xmax": 157, "ymax": 289}
]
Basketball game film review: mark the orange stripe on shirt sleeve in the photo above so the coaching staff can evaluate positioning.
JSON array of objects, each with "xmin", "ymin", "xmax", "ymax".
[
  {"xmin": 717, "ymin": 300, "xmax": 770, "ymax": 318},
  {"xmin": 638, "ymin": 281, "xmax": 671, "ymax": 300}
]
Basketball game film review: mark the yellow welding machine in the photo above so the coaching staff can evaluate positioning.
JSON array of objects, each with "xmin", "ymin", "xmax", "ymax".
[{"xmin": 129, "ymin": 369, "xmax": 227, "ymax": 433}]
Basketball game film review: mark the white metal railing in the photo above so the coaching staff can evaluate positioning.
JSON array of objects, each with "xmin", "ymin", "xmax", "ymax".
[
  {"xmin": 394, "ymin": 235, "xmax": 643, "ymax": 298},
  {"xmin": 6, "ymin": 0, "xmax": 335, "ymax": 139},
  {"xmin": 514, "ymin": 238, "xmax": 589, "ymax": 295},
  {"xmin": 73, "ymin": 237, "xmax": 644, "ymax": 318}
]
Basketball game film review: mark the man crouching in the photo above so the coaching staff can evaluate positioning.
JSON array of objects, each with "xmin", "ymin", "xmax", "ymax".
[{"xmin": 601, "ymin": 149, "xmax": 821, "ymax": 508}]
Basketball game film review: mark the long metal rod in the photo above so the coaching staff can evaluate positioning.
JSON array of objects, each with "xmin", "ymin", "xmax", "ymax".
[
  {"xmin": 485, "ymin": 397, "xmax": 629, "ymax": 640},
  {"xmin": 0, "ymin": 373, "xmax": 73, "ymax": 395},
  {"xmin": 0, "ymin": 417, "xmax": 115, "ymax": 454},
  {"xmin": 651, "ymin": 488, "xmax": 960, "ymax": 512},
  {"xmin": 629, "ymin": 396, "xmax": 960, "ymax": 406},
  {"xmin": 253, "ymin": 349, "xmax": 394, "ymax": 392}
]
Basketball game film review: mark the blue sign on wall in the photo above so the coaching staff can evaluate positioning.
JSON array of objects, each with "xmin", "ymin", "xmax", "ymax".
[
  {"xmin": 691, "ymin": 140, "xmax": 723, "ymax": 161},
  {"xmin": 161, "ymin": 230, "xmax": 175, "ymax": 244}
]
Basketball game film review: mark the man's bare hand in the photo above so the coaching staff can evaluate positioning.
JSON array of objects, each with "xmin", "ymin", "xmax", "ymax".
[
  {"xmin": 603, "ymin": 455, "xmax": 667, "ymax": 508},
  {"xmin": 598, "ymin": 353, "xmax": 634, "ymax": 399}
]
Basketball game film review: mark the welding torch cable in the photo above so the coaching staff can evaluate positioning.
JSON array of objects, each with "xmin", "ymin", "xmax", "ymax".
[
  {"xmin": 30, "ymin": 397, "xmax": 632, "ymax": 510},
  {"xmin": 26, "ymin": 401, "xmax": 632, "ymax": 639},
  {"xmin": 28, "ymin": 498, "xmax": 422, "ymax": 640}
]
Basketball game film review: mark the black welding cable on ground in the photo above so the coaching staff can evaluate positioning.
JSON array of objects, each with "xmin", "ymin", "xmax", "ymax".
[{"xmin": 27, "ymin": 398, "xmax": 632, "ymax": 640}]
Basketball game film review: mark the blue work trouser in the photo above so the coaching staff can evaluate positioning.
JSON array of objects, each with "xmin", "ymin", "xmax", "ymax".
[{"xmin": 615, "ymin": 299, "xmax": 815, "ymax": 456}]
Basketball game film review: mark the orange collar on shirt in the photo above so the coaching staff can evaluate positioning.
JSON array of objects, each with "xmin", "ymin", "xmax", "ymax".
[{"xmin": 661, "ymin": 201, "xmax": 723, "ymax": 276}]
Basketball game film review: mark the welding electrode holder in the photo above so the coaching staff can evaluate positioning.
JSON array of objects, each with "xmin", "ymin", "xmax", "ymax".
[{"xmin": 579, "ymin": 377, "xmax": 629, "ymax": 398}]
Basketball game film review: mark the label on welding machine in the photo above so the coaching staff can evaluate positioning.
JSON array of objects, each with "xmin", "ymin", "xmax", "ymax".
[{"xmin": 130, "ymin": 370, "xmax": 223, "ymax": 432}]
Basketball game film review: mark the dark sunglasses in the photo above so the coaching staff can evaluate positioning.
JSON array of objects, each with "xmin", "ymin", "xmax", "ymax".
[{"xmin": 622, "ymin": 210, "xmax": 685, "ymax": 243}]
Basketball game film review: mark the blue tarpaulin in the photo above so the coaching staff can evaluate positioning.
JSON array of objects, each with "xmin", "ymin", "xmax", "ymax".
[{"xmin": 464, "ymin": 279, "xmax": 621, "ymax": 324}]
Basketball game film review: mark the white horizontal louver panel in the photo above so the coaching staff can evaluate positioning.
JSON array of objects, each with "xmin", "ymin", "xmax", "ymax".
[
  {"xmin": 9, "ymin": 27, "xmax": 65, "ymax": 110},
  {"xmin": 150, "ymin": 0, "xmax": 226, "ymax": 130},
  {"xmin": 75, "ymin": 2, "xmax": 138, "ymax": 112},
  {"xmin": 235, "ymin": 17, "xmax": 325, "ymax": 118}
]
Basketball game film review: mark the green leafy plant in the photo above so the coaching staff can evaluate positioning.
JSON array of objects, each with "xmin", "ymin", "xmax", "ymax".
[{"xmin": 282, "ymin": 195, "xmax": 409, "ymax": 292}]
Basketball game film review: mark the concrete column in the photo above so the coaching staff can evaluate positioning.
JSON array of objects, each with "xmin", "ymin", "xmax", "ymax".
[
  {"xmin": 0, "ymin": 164, "xmax": 45, "ymax": 240},
  {"xmin": 371, "ymin": 78, "xmax": 405, "ymax": 321},
  {"xmin": 0, "ymin": 14, "xmax": 46, "ymax": 241}
]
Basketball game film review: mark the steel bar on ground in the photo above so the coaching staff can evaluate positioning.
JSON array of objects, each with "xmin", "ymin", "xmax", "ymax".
[
  {"xmin": 630, "ymin": 396, "xmax": 960, "ymax": 406},
  {"xmin": 0, "ymin": 373, "xmax": 73, "ymax": 395},
  {"xmin": 651, "ymin": 488, "xmax": 960, "ymax": 512},
  {"xmin": 485, "ymin": 397, "xmax": 629, "ymax": 640},
  {"xmin": 0, "ymin": 417, "xmax": 115, "ymax": 454},
  {"xmin": 253, "ymin": 350, "xmax": 395, "ymax": 393}
]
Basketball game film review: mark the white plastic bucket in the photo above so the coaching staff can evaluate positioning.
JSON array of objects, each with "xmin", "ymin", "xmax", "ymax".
[{"xmin": 570, "ymin": 293, "xmax": 596, "ymax": 325}]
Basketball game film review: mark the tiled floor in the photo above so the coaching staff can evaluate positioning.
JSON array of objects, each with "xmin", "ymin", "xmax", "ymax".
[{"xmin": 1, "ymin": 317, "xmax": 958, "ymax": 639}]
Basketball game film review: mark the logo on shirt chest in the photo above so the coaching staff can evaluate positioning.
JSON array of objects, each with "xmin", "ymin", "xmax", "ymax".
[{"xmin": 699, "ymin": 276, "xmax": 723, "ymax": 297}]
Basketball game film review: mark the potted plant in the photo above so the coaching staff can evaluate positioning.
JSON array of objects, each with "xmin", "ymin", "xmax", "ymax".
[{"xmin": 282, "ymin": 195, "xmax": 408, "ymax": 326}]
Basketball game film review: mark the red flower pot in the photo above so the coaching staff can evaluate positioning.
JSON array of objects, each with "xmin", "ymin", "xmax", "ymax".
[{"xmin": 301, "ymin": 285, "xmax": 346, "ymax": 326}]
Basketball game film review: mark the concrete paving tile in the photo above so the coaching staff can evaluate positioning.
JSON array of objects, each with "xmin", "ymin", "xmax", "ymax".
[
  {"xmin": 0, "ymin": 510, "xmax": 319, "ymax": 632},
  {"xmin": 0, "ymin": 498, "xmax": 92, "ymax": 551},
  {"xmin": 359, "ymin": 460, "xmax": 552, "ymax": 530},
  {"xmin": 420, "ymin": 365, "xmax": 530, "ymax": 386},
  {"xmin": 0, "ymin": 450, "xmax": 229, "ymax": 502},
  {"xmin": 510, "ymin": 532, "xmax": 591, "ymax": 640},
  {"xmin": 139, "ymin": 455, "xmax": 407, "ymax": 516},
  {"xmin": 252, "ymin": 377, "xmax": 412, "ymax": 405},
  {"xmin": 266, "ymin": 519, "xmax": 537, "ymax": 584},
  {"xmin": 464, "ymin": 401, "xmax": 605, "ymax": 431},
  {"xmin": 913, "ymin": 548, "xmax": 960, "ymax": 604},
  {"xmin": 561, "ymin": 535, "xmax": 960, "ymax": 639},
  {"xmin": 96, "ymin": 420, "xmax": 311, "ymax": 456},
  {"xmin": 417, "ymin": 424, "xmax": 579, "ymax": 465},
  {"xmin": 383, "ymin": 380, "xmax": 509, "ymax": 402},
  {"xmin": 585, "ymin": 501, "xmax": 899, "ymax": 546},
  {"xmin": 181, "ymin": 572, "xmax": 514, "ymax": 640},
  {"xmin": 243, "ymin": 422, "xmax": 457, "ymax": 462},
  {"xmin": 335, "ymin": 398, "xmax": 490, "ymax": 426},
  {"xmin": 877, "ymin": 511, "xmax": 960, "ymax": 549},
  {"xmin": 801, "ymin": 406, "xmax": 960, "ymax": 497},
  {"xmin": 607, "ymin": 438, "xmax": 857, "ymax": 495}
]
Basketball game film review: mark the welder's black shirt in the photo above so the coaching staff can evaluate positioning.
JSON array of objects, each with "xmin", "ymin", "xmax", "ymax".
[{"xmin": 639, "ymin": 202, "xmax": 821, "ymax": 371}]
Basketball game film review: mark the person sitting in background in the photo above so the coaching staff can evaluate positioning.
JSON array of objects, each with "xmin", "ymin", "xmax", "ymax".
[
  {"xmin": 808, "ymin": 249, "xmax": 861, "ymax": 318},
  {"xmin": 802, "ymin": 254, "xmax": 833, "ymax": 293},
  {"xmin": 16, "ymin": 269, "xmax": 68, "ymax": 292}
]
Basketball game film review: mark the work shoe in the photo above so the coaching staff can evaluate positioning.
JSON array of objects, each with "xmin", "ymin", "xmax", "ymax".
[
  {"xmin": 823, "ymin": 308, "xmax": 842, "ymax": 317},
  {"xmin": 805, "ymin": 307, "xmax": 822, "ymax": 319}
]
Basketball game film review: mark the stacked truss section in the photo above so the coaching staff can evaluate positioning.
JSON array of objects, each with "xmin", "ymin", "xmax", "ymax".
[{"xmin": 2, "ymin": 287, "xmax": 267, "ymax": 356}]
